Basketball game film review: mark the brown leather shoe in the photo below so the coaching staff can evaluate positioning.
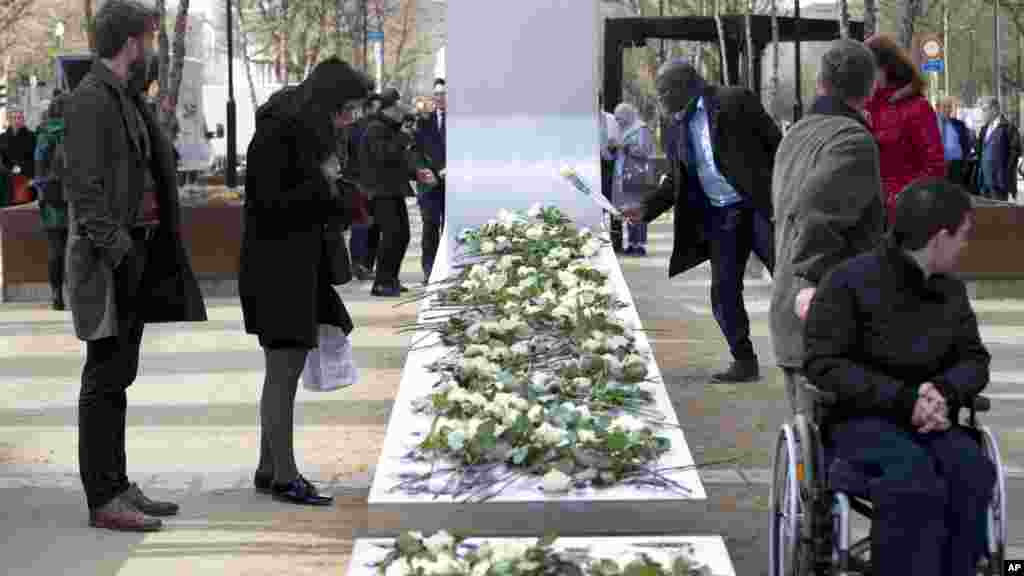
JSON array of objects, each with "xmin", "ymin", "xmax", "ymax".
[
  {"xmin": 123, "ymin": 483, "xmax": 179, "ymax": 517},
  {"xmin": 89, "ymin": 494, "xmax": 162, "ymax": 532}
]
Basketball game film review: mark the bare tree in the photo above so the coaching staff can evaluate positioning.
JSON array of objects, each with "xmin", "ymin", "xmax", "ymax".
[
  {"xmin": 863, "ymin": 0, "xmax": 877, "ymax": 38},
  {"xmin": 694, "ymin": 0, "xmax": 705, "ymax": 74},
  {"xmin": 714, "ymin": 0, "xmax": 730, "ymax": 85},
  {"xmin": 83, "ymin": 0, "xmax": 95, "ymax": 51},
  {"xmin": 897, "ymin": 0, "xmax": 924, "ymax": 50},
  {"xmin": 837, "ymin": 0, "xmax": 850, "ymax": 39},
  {"xmin": 769, "ymin": 0, "xmax": 779, "ymax": 118},
  {"xmin": 234, "ymin": 0, "xmax": 260, "ymax": 109}
]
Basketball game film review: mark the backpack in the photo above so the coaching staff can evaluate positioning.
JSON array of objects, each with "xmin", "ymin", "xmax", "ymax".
[{"xmin": 39, "ymin": 131, "xmax": 67, "ymax": 206}]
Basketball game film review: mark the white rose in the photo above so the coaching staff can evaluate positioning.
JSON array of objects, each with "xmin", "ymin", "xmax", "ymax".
[
  {"xmin": 385, "ymin": 559, "xmax": 411, "ymax": 576},
  {"xmin": 576, "ymin": 405, "xmax": 592, "ymax": 420},
  {"xmin": 577, "ymin": 429, "xmax": 598, "ymax": 444},
  {"xmin": 467, "ymin": 322, "xmax": 487, "ymax": 342},
  {"xmin": 486, "ymin": 273, "xmax": 507, "ymax": 292},
  {"xmin": 582, "ymin": 338, "xmax": 603, "ymax": 353},
  {"xmin": 471, "ymin": 559, "xmax": 494, "ymax": 576},
  {"xmin": 510, "ymin": 342, "xmax": 530, "ymax": 356},
  {"xmin": 581, "ymin": 238, "xmax": 602, "ymax": 257},
  {"xmin": 578, "ymin": 227, "xmax": 592, "ymax": 238},
  {"xmin": 487, "ymin": 541, "xmax": 534, "ymax": 563},
  {"xmin": 423, "ymin": 530, "xmax": 456, "ymax": 554},
  {"xmin": 527, "ymin": 203, "xmax": 543, "ymax": 218},
  {"xmin": 557, "ymin": 270, "xmax": 579, "ymax": 288},
  {"xmin": 481, "ymin": 240, "xmax": 496, "ymax": 254},
  {"xmin": 572, "ymin": 377, "xmax": 592, "ymax": 390},
  {"xmin": 525, "ymin": 225, "xmax": 544, "ymax": 240},
  {"xmin": 502, "ymin": 408, "xmax": 521, "ymax": 425},
  {"xmin": 535, "ymin": 421, "xmax": 564, "ymax": 445},
  {"xmin": 541, "ymin": 468, "xmax": 572, "ymax": 493},
  {"xmin": 465, "ymin": 344, "xmax": 489, "ymax": 357},
  {"xmin": 607, "ymin": 335, "xmax": 629, "ymax": 350},
  {"xmin": 528, "ymin": 405, "xmax": 543, "ymax": 422},
  {"xmin": 610, "ymin": 414, "xmax": 647, "ymax": 434},
  {"xmin": 604, "ymin": 354, "xmax": 623, "ymax": 377}
]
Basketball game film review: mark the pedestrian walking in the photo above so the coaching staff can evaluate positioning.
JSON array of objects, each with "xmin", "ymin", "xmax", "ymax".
[
  {"xmin": 34, "ymin": 95, "xmax": 71, "ymax": 311},
  {"xmin": 770, "ymin": 39, "xmax": 886, "ymax": 412},
  {"xmin": 65, "ymin": 0, "xmax": 207, "ymax": 532},
  {"xmin": 611, "ymin": 101, "xmax": 655, "ymax": 256},
  {"xmin": 622, "ymin": 58, "xmax": 781, "ymax": 383},
  {"xmin": 240, "ymin": 57, "xmax": 373, "ymax": 506},
  {"xmin": 414, "ymin": 78, "xmax": 447, "ymax": 284},
  {"xmin": 359, "ymin": 88, "xmax": 435, "ymax": 297}
]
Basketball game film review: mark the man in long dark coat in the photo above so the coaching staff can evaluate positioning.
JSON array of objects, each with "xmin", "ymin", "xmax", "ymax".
[
  {"xmin": 65, "ymin": 0, "xmax": 207, "ymax": 532},
  {"xmin": 623, "ymin": 58, "xmax": 782, "ymax": 382}
]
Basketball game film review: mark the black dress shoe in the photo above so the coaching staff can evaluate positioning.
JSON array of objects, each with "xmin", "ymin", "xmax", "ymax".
[
  {"xmin": 399, "ymin": 283, "xmax": 410, "ymax": 293},
  {"xmin": 122, "ymin": 483, "xmax": 179, "ymax": 517},
  {"xmin": 254, "ymin": 472, "xmax": 273, "ymax": 493},
  {"xmin": 272, "ymin": 476, "xmax": 333, "ymax": 506},
  {"xmin": 711, "ymin": 359, "xmax": 760, "ymax": 383},
  {"xmin": 371, "ymin": 283, "xmax": 401, "ymax": 297}
]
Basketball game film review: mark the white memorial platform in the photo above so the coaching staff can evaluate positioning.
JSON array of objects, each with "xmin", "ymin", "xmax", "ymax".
[
  {"xmin": 367, "ymin": 236, "xmax": 707, "ymax": 536},
  {"xmin": 347, "ymin": 536, "xmax": 737, "ymax": 576}
]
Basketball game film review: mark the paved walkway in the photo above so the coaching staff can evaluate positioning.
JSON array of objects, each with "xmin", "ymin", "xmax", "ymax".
[{"xmin": 1, "ymin": 202, "xmax": 1021, "ymax": 574}]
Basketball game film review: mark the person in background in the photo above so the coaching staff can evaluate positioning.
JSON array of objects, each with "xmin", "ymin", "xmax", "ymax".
[
  {"xmin": 240, "ymin": 58, "xmax": 373, "ymax": 506},
  {"xmin": 347, "ymin": 97, "xmax": 380, "ymax": 281},
  {"xmin": 611, "ymin": 101, "xmax": 655, "ymax": 256},
  {"xmin": 599, "ymin": 93, "xmax": 623, "ymax": 253},
  {"xmin": 770, "ymin": 38, "xmax": 885, "ymax": 413},
  {"xmin": 34, "ymin": 95, "xmax": 71, "ymax": 311},
  {"xmin": 414, "ymin": 78, "xmax": 447, "ymax": 284},
  {"xmin": 864, "ymin": 34, "xmax": 945, "ymax": 225},
  {"xmin": 975, "ymin": 97, "xmax": 1020, "ymax": 202},
  {"xmin": 360, "ymin": 88, "xmax": 435, "ymax": 297},
  {"xmin": 937, "ymin": 96, "xmax": 973, "ymax": 187},
  {"xmin": 622, "ymin": 58, "xmax": 781, "ymax": 383},
  {"xmin": 803, "ymin": 179, "xmax": 994, "ymax": 576},
  {"xmin": 0, "ymin": 109, "xmax": 37, "ymax": 203}
]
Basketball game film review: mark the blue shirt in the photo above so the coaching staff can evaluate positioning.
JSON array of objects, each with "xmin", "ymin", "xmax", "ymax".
[
  {"xmin": 688, "ymin": 97, "xmax": 742, "ymax": 207},
  {"xmin": 940, "ymin": 117, "xmax": 963, "ymax": 161}
]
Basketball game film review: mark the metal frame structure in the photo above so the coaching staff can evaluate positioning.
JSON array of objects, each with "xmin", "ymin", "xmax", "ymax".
[{"xmin": 602, "ymin": 15, "xmax": 865, "ymax": 120}]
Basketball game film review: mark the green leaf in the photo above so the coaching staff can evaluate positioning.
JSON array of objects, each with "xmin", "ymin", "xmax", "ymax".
[
  {"xmin": 539, "ymin": 531, "xmax": 558, "ymax": 548},
  {"xmin": 396, "ymin": 532, "xmax": 423, "ymax": 555},
  {"xmin": 508, "ymin": 445, "xmax": 529, "ymax": 465},
  {"xmin": 623, "ymin": 560, "xmax": 660, "ymax": 576},
  {"xmin": 606, "ymin": 431, "xmax": 630, "ymax": 452}
]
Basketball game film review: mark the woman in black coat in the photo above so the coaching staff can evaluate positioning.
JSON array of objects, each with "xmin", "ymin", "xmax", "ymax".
[{"xmin": 239, "ymin": 58, "xmax": 372, "ymax": 506}]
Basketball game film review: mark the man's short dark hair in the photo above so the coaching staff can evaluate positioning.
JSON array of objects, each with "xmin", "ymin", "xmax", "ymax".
[
  {"xmin": 94, "ymin": 0, "xmax": 158, "ymax": 60},
  {"xmin": 891, "ymin": 178, "xmax": 974, "ymax": 251},
  {"xmin": 434, "ymin": 78, "xmax": 446, "ymax": 88},
  {"xmin": 818, "ymin": 39, "xmax": 877, "ymax": 102}
]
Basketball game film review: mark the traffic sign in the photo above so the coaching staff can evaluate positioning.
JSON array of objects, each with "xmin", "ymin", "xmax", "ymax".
[
  {"xmin": 918, "ymin": 33, "xmax": 944, "ymax": 74},
  {"xmin": 367, "ymin": 30, "xmax": 384, "ymax": 42},
  {"xmin": 923, "ymin": 60, "xmax": 944, "ymax": 73}
]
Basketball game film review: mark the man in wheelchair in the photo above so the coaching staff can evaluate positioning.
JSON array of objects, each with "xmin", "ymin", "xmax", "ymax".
[{"xmin": 803, "ymin": 179, "xmax": 997, "ymax": 576}]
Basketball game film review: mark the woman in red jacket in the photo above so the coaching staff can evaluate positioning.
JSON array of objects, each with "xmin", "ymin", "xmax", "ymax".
[{"xmin": 865, "ymin": 35, "xmax": 945, "ymax": 225}]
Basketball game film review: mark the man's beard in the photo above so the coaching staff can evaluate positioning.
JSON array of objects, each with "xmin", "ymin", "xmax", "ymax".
[{"xmin": 128, "ymin": 51, "xmax": 154, "ymax": 95}]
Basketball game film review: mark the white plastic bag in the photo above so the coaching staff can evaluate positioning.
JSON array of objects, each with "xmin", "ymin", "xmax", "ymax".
[{"xmin": 301, "ymin": 324, "xmax": 359, "ymax": 392}]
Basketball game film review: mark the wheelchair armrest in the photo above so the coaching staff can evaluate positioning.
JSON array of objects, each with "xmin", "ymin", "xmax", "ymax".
[{"xmin": 802, "ymin": 383, "xmax": 837, "ymax": 406}]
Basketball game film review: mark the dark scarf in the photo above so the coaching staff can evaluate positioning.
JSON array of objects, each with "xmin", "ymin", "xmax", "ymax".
[{"xmin": 809, "ymin": 95, "xmax": 869, "ymax": 129}]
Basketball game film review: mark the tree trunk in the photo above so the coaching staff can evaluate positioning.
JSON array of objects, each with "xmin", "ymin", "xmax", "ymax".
[
  {"xmin": 84, "ymin": 0, "xmax": 96, "ymax": 52},
  {"xmin": 234, "ymin": 0, "xmax": 260, "ymax": 110},
  {"xmin": 838, "ymin": 0, "xmax": 850, "ymax": 39},
  {"xmin": 714, "ymin": 0, "xmax": 730, "ymax": 85},
  {"xmin": 770, "ymin": 0, "xmax": 779, "ymax": 119},
  {"xmin": 156, "ymin": 0, "xmax": 170, "ymax": 100},
  {"xmin": 279, "ymin": 0, "xmax": 290, "ymax": 84},
  {"xmin": 162, "ymin": 0, "xmax": 190, "ymax": 141},
  {"xmin": 745, "ymin": 0, "xmax": 754, "ymax": 90},
  {"xmin": 392, "ymin": 0, "xmax": 413, "ymax": 77},
  {"xmin": 694, "ymin": 0, "xmax": 705, "ymax": 75},
  {"xmin": 863, "ymin": 0, "xmax": 877, "ymax": 38},
  {"xmin": 898, "ymin": 0, "xmax": 921, "ymax": 50}
]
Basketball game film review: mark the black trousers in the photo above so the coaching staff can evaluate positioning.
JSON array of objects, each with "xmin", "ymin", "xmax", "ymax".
[
  {"xmin": 417, "ymin": 181, "xmax": 445, "ymax": 281},
  {"xmin": 706, "ymin": 204, "xmax": 773, "ymax": 362},
  {"xmin": 46, "ymin": 228, "xmax": 68, "ymax": 299},
  {"xmin": 79, "ymin": 231, "xmax": 147, "ymax": 510},
  {"xmin": 831, "ymin": 418, "xmax": 995, "ymax": 576},
  {"xmin": 372, "ymin": 197, "xmax": 410, "ymax": 287}
]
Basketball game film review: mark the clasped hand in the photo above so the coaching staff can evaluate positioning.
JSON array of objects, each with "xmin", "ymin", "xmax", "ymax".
[{"xmin": 912, "ymin": 382, "xmax": 951, "ymax": 434}]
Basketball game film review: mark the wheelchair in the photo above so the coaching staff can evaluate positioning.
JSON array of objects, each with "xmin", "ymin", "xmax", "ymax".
[{"xmin": 769, "ymin": 377, "xmax": 1008, "ymax": 576}]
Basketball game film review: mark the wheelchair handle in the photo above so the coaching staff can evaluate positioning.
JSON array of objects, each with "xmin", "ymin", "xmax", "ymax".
[{"xmin": 972, "ymin": 395, "xmax": 990, "ymax": 412}]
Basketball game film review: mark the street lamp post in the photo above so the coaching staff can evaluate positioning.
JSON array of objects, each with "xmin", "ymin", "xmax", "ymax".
[{"xmin": 226, "ymin": 0, "xmax": 237, "ymax": 188}]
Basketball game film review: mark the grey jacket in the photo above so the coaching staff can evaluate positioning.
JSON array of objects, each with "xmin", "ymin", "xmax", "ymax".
[
  {"xmin": 65, "ymin": 60, "xmax": 206, "ymax": 340},
  {"xmin": 770, "ymin": 100, "xmax": 886, "ymax": 368}
]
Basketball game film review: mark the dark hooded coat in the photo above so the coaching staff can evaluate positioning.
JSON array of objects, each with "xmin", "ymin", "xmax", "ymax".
[{"xmin": 239, "ymin": 59, "xmax": 371, "ymax": 347}]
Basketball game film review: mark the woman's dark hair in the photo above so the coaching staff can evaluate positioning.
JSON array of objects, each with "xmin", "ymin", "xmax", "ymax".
[
  {"xmin": 297, "ymin": 58, "xmax": 373, "ymax": 160},
  {"xmin": 46, "ymin": 94, "xmax": 67, "ymax": 120},
  {"xmin": 865, "ymin": 34, "xmax": 926, "ymax": 97},
  {"xmin": 891, "ymin": 178, "xmax": 974, "ymax": 250}
]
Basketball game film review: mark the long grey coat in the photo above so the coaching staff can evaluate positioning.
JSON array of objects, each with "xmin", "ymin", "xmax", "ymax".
[
  {"xmin": 770, "ymin": 105, "xmax": 885, "ymax": 368},
  {"xmin": 65, "ymin": 60, "xmax": 206, "ymax": 341}
]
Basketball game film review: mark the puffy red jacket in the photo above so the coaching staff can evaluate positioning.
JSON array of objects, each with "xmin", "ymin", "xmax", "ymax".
[{"xmin": 866, "ymin": 87, "xmax": 945, "ymax": 225}]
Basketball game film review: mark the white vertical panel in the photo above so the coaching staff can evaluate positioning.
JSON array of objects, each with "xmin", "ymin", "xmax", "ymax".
[{"xmin": 446, "ymin": 0, "xmax": 604, "ymax": 252}]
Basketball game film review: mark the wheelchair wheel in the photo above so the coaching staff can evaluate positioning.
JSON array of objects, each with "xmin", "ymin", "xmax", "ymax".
[
  {"xmin": 979, "ymin": 426, "xmax": 1006, "ymax": 573},
  {"xmin": 770, "ymin": 424, "xmax": 810, "ymax": 576}
]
